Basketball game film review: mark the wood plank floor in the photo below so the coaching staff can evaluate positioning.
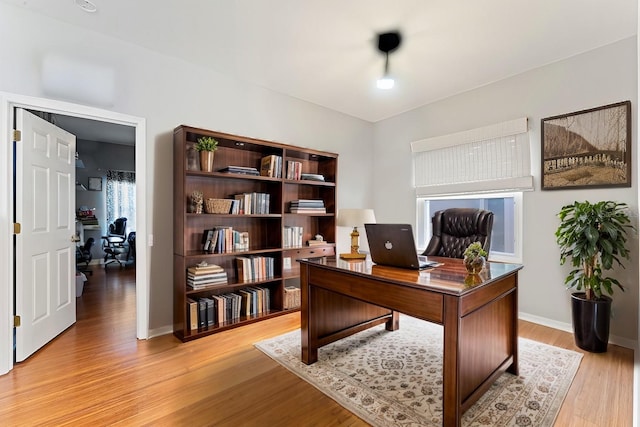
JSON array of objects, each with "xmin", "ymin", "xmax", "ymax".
[{"xmin": 0, "ymin": 266, "xmax": 633, "ymax": 426}]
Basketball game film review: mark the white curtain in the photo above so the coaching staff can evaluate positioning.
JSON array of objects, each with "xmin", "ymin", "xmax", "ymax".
[{"xmin": 106, "ymin": 170, "xmax": 136, "ymax": 234}]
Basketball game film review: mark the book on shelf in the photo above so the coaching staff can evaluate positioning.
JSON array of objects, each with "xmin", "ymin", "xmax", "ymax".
[
  {"xmin": 187, "ymin": 298, "xmax": 198, "ymax": 330},
  {"xmin": 235, "ymin": 256, "xmax": 275, "ymax": 282},
  {"xmin": 260, "ymin": 155, "xmax": 283, "ymax": 178},
  {"xmin": 219, "ymin": 165, "xmax": 260, "ymax": 176},
  {"xmin": 307, "ymin": 239, "xmax": 326, "ymax": 246},
  {"xmin": 231, "ymin": 192, "xmax": 270, "ymax": 215},
  {"xmin": 285, "ymin": 160, "xmax": 302, "ymax": 180},
  {"xmin": 283, "ymin": 225, "xmax": 303, "ymax": 248},
  {"xmin": 300, "ymin": 173, "xmax": 325, "ymax": 182}
]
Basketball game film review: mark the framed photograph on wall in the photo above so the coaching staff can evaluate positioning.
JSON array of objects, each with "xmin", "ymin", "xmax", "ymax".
[
  {"xmin": 541, "ymin": 101, "xmax": 631, "ymax": 190},
  {"xmin": 88, "ymin": 177, "xmax": 102, "ymax": 191}
]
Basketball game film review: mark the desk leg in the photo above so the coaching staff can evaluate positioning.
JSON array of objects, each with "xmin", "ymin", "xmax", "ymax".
[
  {"xmin": 300, "ymin": 264, "xmax": 317, "ymax": 365},
  {"xmin": 443, "ymin": 295, "xmax": 461, "ymax": 427},
  {"xmin": 386, "ymin": 311, "xmax": 399, "ymax": 331}
]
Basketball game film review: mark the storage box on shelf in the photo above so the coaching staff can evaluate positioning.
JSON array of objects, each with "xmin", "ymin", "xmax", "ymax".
[{"xmin": 174, "ymin": 125, "xmax": 338, "ymax": 341}]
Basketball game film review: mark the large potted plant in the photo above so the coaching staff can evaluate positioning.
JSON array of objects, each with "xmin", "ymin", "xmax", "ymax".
[
  {"xmin": 555, "ymin": 200, "xmax": 633, "ymax": 352},
  {"xmin": 195, "ymin": 136, "xmax": 219, "ymax": 172}
]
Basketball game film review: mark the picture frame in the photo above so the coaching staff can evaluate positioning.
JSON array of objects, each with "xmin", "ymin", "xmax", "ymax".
[
  {"xmin": 88, "ymin": 177, "xmax": 102, "ymax": 191},
  {"xmin": 541, "ymin": 101, "xmax": 631, "ymax": 190}
]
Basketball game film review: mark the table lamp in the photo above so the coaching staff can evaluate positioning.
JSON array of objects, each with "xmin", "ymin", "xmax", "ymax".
[{"xmin": 337, "ymin": 208, "xmax": 376, "ymax": 259}]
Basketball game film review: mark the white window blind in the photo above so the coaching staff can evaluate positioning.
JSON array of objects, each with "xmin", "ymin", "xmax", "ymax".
[{"xmin": 411, "ymin": 118, "xmax": 534, "ymax": 197}]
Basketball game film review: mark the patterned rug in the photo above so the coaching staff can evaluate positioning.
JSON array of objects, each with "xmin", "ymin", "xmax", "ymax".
[{"xmin": 255, "ymin": 315, "xmax": 582, "ymax": 427}]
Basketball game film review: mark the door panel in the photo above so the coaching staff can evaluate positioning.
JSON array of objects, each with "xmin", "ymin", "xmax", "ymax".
[{"xmin": 15, "ymin": 109, "xmax": 76, "ymax": 362}]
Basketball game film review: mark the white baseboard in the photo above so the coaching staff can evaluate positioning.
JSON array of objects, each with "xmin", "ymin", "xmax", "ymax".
[
  {"xmin": 518, "ymin": 311, "xmax": 637, "ymax": 350},
  {"xmin": 148, "ymin": 325, "xmax": 173, "ymax": 339}
]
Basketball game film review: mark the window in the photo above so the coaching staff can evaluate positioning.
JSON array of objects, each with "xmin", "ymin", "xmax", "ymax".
[
  {"xmin": 416, "ymin": 192, "xmax": 522, "ymax": 263},
  {"xmin": 105, "ymin": 170, "xmax": 136, "ymax": 234}
]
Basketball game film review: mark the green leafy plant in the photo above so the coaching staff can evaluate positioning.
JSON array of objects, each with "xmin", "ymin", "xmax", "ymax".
[
  {"xmin": 463, "ymin": 242, "xmax": 487, "ymax": 260},
  {"xmin": 555, "ymin": 200, "xmax": 633, "ymax": 300},
  {"xmin": 195, "ymin": 136, "xmax": 219, "ymax": 152}
]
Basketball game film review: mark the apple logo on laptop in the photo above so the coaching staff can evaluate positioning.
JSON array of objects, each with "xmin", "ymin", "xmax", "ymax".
[{"xmin": 384, "ymin": 240, "xmax": 393, "ymax": 250}]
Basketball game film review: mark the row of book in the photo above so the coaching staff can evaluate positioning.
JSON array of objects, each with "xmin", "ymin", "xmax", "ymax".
[
  {"xmin": 236, "ymin": 256, "xmax": 275, "ymax": 282},
  {"xmin": 289, "ymin": 199, "xmax": 326, "ymax": 214},
  {"xmin": 187, "ymin": 286, "xmax": 271, "ymax": 330},
  {"xmin": 202, "ymin": 227, "xmax": 250, "ymax": 253},
  {"xmin": 232, "ymin": 192, "xmax": 270, "ymax": 215},
  {"xmin": 187, "ymin": 263, "xmax": 228, "ymax": 290},
  {"xmin": 286, "ymin": 160, "xmax": 303, "ymax": 180},
  {"xmin": 260, "ymin": 155, "xmax": 283, "ymax": 178},
  {"xmin": 283, "ymin": 225, "xmax": 303, "ymax": 248}
]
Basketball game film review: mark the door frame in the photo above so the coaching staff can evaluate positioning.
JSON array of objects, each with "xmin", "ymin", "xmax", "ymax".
[{"xmin": 0, "ymin": 92, "xmax": 148, "ymax": 375}]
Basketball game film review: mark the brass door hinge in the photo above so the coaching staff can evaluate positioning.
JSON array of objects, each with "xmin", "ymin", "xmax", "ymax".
[
  {"xmin": 13, "ymin": 223, "xmax": 21, "ymax": 235},
  {"xmin": 14, "ymin": 315, "xmax": 20, "ymax": 327},
  {"xmin": 13, "ymin": 130, "xmax": 21, "ymax": 142}
]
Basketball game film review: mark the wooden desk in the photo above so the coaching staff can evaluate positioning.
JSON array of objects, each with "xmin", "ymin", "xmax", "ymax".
[{"xmin": 299, "ymin": 256, "xmax": 522, "ymax": 427}]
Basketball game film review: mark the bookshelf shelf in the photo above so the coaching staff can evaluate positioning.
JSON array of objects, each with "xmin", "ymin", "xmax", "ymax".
[{"xmin": 174, "ymin": 125, "xmax": 337, "ymax": 342}]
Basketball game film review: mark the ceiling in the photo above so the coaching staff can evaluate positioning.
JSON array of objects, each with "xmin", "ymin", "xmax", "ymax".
[{"xmin": 5, "ymin": 0, "xmax": 638, "ymax": 124}]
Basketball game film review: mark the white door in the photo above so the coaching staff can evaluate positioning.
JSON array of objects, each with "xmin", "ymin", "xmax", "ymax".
[{"xmin": 15, "ymin": 109, "xmax": 76, "ymax": 362}]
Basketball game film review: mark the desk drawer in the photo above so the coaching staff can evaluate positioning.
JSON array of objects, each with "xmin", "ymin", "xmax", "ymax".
[{"xmin": 287, "ymin": 246, "xmax": 335, "ymax": 260}]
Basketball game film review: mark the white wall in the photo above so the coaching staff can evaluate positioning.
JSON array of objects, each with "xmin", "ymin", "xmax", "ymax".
[
  {"xmin": 373, "ymin": 37, "xmax": 639, "ymax": 344},
  {"xmin": 0, "ymin": 2, "xmax": 374, "ymax": 332}
]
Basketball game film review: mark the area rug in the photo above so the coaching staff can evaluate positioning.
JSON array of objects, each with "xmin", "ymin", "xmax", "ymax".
[{"xmin": 255, "ymin": 315, "xmax": 582, "ymax": 427}]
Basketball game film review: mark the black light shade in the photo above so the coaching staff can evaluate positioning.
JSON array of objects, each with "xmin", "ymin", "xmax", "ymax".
[{"xmin": 377, "ymin": 31, "xmax": 402, "ymax": 54}]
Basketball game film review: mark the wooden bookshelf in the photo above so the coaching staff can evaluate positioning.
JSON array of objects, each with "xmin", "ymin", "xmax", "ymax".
[{"xmin": 173, "ymin": 125, "xmax": 337, "ymax": 341}]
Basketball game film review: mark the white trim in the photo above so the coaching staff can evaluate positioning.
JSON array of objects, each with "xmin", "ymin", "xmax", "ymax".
[
  {"xmin": 0, "ymin": 91, "xmax": 148, "ymax": 375},
  {"xmin": 410, "ymin": 117, "xmax": 528, "ymax": 152},
  {"xmin": 519, "ymin": 311, "xmax": 637, "ymax": 350}
]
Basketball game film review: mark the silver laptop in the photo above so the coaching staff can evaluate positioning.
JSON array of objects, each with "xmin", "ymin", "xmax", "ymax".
[{"xmin": 364, "ymin": 223, "xmax": 439, "ymax": 270}]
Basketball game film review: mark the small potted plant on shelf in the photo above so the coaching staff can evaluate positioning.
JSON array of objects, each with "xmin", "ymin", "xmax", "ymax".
[
  {"xmin": 555, "ymin": 200, "xmax": 633, "ymax": 352},
  {"xmin": 463, "ymin": 241, "xmax": 487, "ymax": 274},
  {"xmin": 195, "ymin": 136, "xmax": 219, "ymax": 172}
]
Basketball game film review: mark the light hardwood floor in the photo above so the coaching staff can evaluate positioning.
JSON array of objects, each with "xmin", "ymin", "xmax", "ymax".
[{"xmin": 0, "ymin": 266, "xmax": 633, "ymax": 426}]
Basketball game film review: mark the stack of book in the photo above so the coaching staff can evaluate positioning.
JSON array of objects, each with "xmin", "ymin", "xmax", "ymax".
[
  {"xmin": 260, "ymin": 155, "xmax": 283, "ymax": 178},
  {"xmin": 300, "ymin": 173, "xmax": 325, "ymax": 182},
  {"xmin": 186, "ymin": 263, "xmax": 227, "ymax": 290},
  {"xmin": 219, "ymin": 165, "xmax": 260, "ymax": 176},
  {"xmin": 289, "ymin": 199, "xmax": 326, "ymax": 214}
]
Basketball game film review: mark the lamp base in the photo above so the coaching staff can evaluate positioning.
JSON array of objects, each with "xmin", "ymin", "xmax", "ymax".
[{"xmin": 340, "ymin": 252, "xmax": 367, "ymax": 260}]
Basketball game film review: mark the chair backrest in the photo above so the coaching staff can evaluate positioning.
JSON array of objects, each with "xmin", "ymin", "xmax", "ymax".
[
  {"xmin": 109, "ymin": 217, "xmax": 127, "ymax": 237},
  {"xmin": 78, "ymin": 237, "xmax": 95, "ymax": 262},
  {"xmin": 422, "ymin": 208, "xmax": 494, "ymax": 259}
]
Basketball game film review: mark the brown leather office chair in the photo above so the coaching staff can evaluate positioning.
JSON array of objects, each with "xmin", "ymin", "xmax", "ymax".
[{"xmin": 422, "ymin": 208, "xmax": 494, "ymax": 258}]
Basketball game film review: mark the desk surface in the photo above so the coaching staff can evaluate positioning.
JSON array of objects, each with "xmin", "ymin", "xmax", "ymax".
[{"xmin": 299, "ymin": 255, "xmax": 522, "ymax": 295}]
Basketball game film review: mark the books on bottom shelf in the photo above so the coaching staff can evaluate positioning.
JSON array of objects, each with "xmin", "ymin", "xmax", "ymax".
[
  {"xmin": 187, "ymin": 286, "xmax": 271, "ymax": 330},
  {"xmin": 186, "ymin": 262, "xmax": 228, "ymax": 289}
]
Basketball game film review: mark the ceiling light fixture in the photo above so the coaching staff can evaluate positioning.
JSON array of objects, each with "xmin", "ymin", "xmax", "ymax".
[
  {"xmin": 376, "ymin": 31, "xmax": 402, "ymax": 90},
  {"xmin": 75, "ymin": 0, "xmax": 97, "ymax": 13}
]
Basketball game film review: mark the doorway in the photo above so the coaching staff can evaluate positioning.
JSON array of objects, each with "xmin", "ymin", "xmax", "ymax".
[{"xmin": 0, "ymin": 92, "xmax": 148, "ymax": 375}]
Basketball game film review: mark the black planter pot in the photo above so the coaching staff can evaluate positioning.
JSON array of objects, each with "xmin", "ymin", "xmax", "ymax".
[{"xmin": 571, "ymin": 292, "xmax": 612, "ymax": 353}]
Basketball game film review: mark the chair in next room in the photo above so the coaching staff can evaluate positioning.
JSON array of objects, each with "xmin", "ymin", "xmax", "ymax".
[
  {"xmin": 422, "ymin": 208, "xmax": 494, "ymax": 259},
  {"xmin": 102, "ymin": 217, "xmax": 128, "ymax": 268},
  {"xmin": 76, "ymin": 237, "xmax": 95, "ymax": 276}
]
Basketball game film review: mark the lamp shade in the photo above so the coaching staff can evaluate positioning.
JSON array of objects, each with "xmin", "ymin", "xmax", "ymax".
[{"xmin": 336, "ymin": 209, "xmax": 376, "ymax": 228}]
